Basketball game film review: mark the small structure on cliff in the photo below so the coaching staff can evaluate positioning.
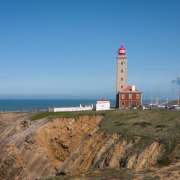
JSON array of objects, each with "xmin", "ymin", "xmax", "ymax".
[
  {"xmin": 116, "ymin": 45, "xmax": 142, "ymax": 109},
  {"xmin": 49, "ymin": 104, "xmax": 93, "ymax": 112},
  {"xmin": 96, "ymin": 99, "xmax": 111, "ymax": 111},
  {"xmin": 49, "ymin": 100, "xmax": 111, "ymax": 112}
]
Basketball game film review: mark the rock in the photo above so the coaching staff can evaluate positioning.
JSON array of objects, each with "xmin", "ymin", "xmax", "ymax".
[
  {"xmin": 0, "ymin": 113, "xmax": 102, "ymax": 179},
  {"xmin": 134, "ymin": 142, "xmax": 164, "ymax": 171}
]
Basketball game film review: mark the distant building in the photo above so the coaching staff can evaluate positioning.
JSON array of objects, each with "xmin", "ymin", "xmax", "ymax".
[
  {"xmin": 49, "ymin": 104, "xmax": 93, "ymax": 112},
  {"xmin": 116, "ymin": 45, "xmax": 142, "ymax": 108},
  {"xmin": 96, "ymin": 100, "xmax": 111, "ymax": 111}
]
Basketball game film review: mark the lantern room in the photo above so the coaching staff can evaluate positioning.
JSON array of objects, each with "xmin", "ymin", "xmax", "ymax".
[{"xmin": 118, "ymin": 45, "xmax": 126, "ymax": 55}]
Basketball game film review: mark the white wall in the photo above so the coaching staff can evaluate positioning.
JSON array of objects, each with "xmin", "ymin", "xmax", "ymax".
[
  {"xmin": 96, "ymin": 101, "xmax": 110, "ymax": 111},
  {"xmin": 50, "ymin": 105, "xmax": 93, "ymax": 112}
]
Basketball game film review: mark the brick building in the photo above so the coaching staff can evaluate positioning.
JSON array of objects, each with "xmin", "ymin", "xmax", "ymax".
[{"xmin": 117, "ymin": 85, "xmax": 142, "ymax": 108}]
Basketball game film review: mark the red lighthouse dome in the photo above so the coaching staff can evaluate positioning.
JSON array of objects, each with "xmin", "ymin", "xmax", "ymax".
[{"xmin": 118, "ymin": 45, "xmax": 126, "ymax": 55}]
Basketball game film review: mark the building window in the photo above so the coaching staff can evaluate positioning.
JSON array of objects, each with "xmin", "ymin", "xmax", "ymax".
[
  {"xmin": 121, "ymin": 69, "xmax": 123, "ymax": 73},
  {"xmin": 136, "ymin": 94, "xmax": 140, "ymax": 99},
  {"xmin": 121, "ymin": 94, "xmax": 125, "ymax": 99},
  {"xmin": 129, "ymin": 94, "xmax": 132, "ymax": 99},
  {"xmin": 121, "ymin": 85, "xmax": 123, "ymax": 89},
  {"xmin": 121, "ymin": 62, "xmax": 123, "ymax": 65},
  {"xmin": 121, "ymin": 77, "xmax": 124, "ymax": 81}
]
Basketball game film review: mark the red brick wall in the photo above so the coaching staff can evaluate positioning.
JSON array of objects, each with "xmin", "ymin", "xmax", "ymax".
[{"xmin": 119, "ymin": 92, "xmax": 141, "ymax": 108}]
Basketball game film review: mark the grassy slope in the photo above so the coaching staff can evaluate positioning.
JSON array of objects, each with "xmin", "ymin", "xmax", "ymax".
[
  {"xmin": 31, "ymin": 111, "xmax": 106, "ymax": 121},
  {"xmin": 101, "ymin": 110, "xmax": 180, "ymax": 142}
]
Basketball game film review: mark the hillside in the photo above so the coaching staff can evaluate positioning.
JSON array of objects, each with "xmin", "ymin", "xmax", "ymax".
[{"xmin": 0, "ymin": 110, "xmax": 180, "ymax": 180}]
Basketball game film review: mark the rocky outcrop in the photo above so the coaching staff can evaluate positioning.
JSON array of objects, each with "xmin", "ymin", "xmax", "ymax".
[
  {"xmin": 0, "ymin": 113, "xmax": 102, "ymax": 180},
  {"xmin": 57, "ymin": 134, "xmax": 165, "ymax": 176},
  {"xmin": 0, "ymin": 113, "xmax": 177, "ymax": 180},
  {"xmin": 66, "ymin": 161, "xmax": 180, "ymax": 180},
  {"xmin": 35, "ymin": 116, "xmax": 102, "ymax": 171}
]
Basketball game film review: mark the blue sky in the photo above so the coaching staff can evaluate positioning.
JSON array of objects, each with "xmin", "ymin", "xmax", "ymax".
[{"xmin": 0, "ymin": 0, "xmax": 180, "ymax": 99}]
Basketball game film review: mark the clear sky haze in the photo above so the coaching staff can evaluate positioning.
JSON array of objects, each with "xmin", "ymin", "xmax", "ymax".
[{"xmin": 0, "ymin": 0, "xmax": 180, "ymax": 100}]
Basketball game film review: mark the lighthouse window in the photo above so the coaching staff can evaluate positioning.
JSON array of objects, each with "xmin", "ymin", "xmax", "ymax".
[
  {"xmin": 121, "ymin": 69, "xmax": 123, "ymax": 73},
  {"xmin": 121, "ymin": 62, "xmax": 123, "ymax": 65},
  {"xmin": 121, "ymin": 85, "xmax": 123, "ymax": 88},
  {"xmin": 121, "ymin": 77, "xmax": 124, "ymax": 81}
]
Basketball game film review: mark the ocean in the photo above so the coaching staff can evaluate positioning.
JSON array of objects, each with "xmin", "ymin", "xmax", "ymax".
[{"xmin": 0, "ymin": 99, "xmax": 116, "ymax": 112}]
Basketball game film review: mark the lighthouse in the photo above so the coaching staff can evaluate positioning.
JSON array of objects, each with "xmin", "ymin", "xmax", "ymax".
[
  {"xmin": 116, "ymin": 44, "xmax": 142, "ymax": 108},
  {"xmin": 116, "ymin": 45, "xmax": 128, "ymax": 107},
  {"xmin": 116, "ymin": 45, "xmax": 128, "ymax": 93}
]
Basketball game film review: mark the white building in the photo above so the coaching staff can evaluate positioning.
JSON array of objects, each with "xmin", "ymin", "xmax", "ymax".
[
  {"xmin": 49, "ymin": 104, "xmax": 93, "ymax": 112},
  {"xmin": 96, "ymin": 100, "xmax": 111, "ymax": 111}
]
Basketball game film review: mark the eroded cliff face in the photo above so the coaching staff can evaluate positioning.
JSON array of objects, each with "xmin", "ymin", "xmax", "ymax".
[
  {"xmin": 0, "ymin": 113, "xmax": 102, "ymax": 180},
  {"xmin": 0, "ymin": 113, "xmax": 177, "ymax": 180},
  {"xmin": 57, "ymin": 133, "xmax": 164, "ymax": 176},
  {"xmin": 35, "ymin": 116, "xmax": 102, "ymax": 171}
]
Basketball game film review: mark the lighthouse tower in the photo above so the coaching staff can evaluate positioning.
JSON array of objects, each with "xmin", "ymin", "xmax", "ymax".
[
  {"xmin": 116, "ymin": 45, "xmax": 128, "ymax": 107},
  {"xmin": 116, "ymin": 45, "xmax": 142, "ymax": 109}
]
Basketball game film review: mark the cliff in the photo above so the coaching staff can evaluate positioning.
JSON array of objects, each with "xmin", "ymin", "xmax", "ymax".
[{"xmin": 0, "ymin": 111, "xmax": 180, "ymax": 180}]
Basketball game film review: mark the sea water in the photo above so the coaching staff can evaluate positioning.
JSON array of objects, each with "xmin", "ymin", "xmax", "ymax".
[{"xmin": 0, "ymin": 99, "xmax": 116, "ymax": 112}]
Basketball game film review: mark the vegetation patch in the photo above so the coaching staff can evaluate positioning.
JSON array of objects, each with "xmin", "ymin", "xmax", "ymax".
[
  {"xmin": 133, "ymin": 122, "xmax": 152, "ymax": 128},
  {"xmin": 45, "ymin": 168, "xmax": 133, "ymax": 180},
  {"xmin": 143, "ymin": 176, "xmax": 160, "ymax": 180},
  {"xmin": 157, "ymin": 157, "xmax": 171, "ymax": 167},
  {"xmin": 114, "ymin": 122, "xmax": 125, "ymax": 127},
  {"xmin": 132, "ymin": 136, "xmax": 154, "ymax": 154},
  {"xmin": 31, "ymin": 111, "xmax": 106, "ymax": 121},
  {"xmin": 155, "ymin": 125, "xmax": 166, "ymax": 129}
]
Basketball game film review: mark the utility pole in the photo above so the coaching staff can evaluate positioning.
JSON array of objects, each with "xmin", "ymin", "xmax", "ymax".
[
  {"xmin": 178, "ymin": 89, "xmax": 180, "ymax": 106},
  {"xmin": 156, "ymin": 96, "xmax": 159, "ymax": 105},
  {"xmin": 172, "ymin": 76, "xmax": 180, "ymax": 106},
  {"xmin": 166, "ymin": 97, "xmax": 169, "ymax": 106}
]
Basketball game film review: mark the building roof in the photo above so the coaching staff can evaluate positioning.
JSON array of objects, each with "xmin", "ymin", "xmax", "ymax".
[
  {"xmin": 120, "ymin": 85, "xmax": 141, "ymax": 93},
  {"xmin": 97, "ymin": 99, "xmax": 110, "ymax": 102}
]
